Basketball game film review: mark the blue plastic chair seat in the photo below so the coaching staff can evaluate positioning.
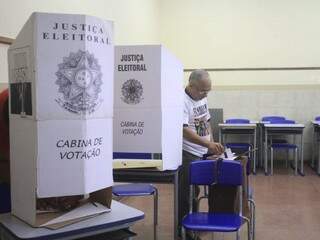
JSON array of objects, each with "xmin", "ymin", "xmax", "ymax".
[
  {"xmin": 225, "ymin": 143, "xmax": 251, "ymax": 150},
  {"xmin": 226, "ymin": 119, "xmax": 250, "ymax": 124},
  {"xmin": 182, "ymin": 212, "xmax": 243, "ymax": 232},
  {"xmin": 269, "ymin": 119, "xmax": 295, "ymax": 124},
  {"xmin": 261, "ymin": 116, "xmax": 286, "ymax": 122},
  {"xmin": 112, "ymin": 183, "xmax": 156, "ymax": 196},
  {"xmin": 271, "ymin": 143, "xmax": 297, "ymax": 149}
]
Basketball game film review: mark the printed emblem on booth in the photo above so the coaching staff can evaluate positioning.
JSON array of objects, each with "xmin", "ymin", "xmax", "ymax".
[
  {"xmin": 121, "ymin": 78, "xmax": 144, "ymax": 105},
  {"xmin": 55, "ymin": 50, "xmax": 103, "ymax": 115}
]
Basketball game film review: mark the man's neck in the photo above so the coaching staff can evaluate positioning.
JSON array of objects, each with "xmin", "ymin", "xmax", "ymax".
[{"xmin": 185, "ymin": 86, "xmax": 196, "ymax": 100}]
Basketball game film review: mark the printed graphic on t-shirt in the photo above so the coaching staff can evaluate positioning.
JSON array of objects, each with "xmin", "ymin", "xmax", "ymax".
[
  {"xmin": 194, "ymin": 116, "xmax": 210, "ymax": 137},
  {"xmin": 193, "ymin": 104, "xmax": 208, "ymax": 117}
]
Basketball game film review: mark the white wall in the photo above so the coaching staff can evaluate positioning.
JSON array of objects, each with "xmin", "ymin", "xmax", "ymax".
[
  {"xmin": 160, "ymin": 0, "xmax": 320, "ymax": 86},
  {"xmin": 183, "ymin": 70, "xmax": 320, "ymax": 87},
  {"xmin": 157, "ymin": 0, "xmax": 320, "ymax": 162},
  {"xmin": 0, "ymin": 0, "xmax": 160, "ymax": 44},
  {"xmin": 0, "ymin": 0, "xmax": 160, "ymax": 86}
]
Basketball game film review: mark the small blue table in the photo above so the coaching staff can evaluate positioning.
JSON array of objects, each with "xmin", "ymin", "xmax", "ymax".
[{"xmin": 0, "ymin": 200, "xmax": 144, "ymax": 240}]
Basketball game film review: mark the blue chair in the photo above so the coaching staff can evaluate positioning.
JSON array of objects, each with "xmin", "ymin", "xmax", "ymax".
[
  {"xmin": 261, "ymin": 116, "xmax": 289, "ymax": 155},
  {"xmin": 195, "ymin": 158, "xmax": 256, "ymax": 240},
  {"xmin": 225, "ymin": 118, "xmax": 253, "ymax": 171},
  {"xmin": 262, "ymin": 117, "xmax": 288, "ymax": 143},
  {"xmin": 112, "ymin": 184, "xmax": 158, "ymax": 240},
  {"xmin": 224, "ymin": 118, "xmax": 252, "ymax": 151},
  {"xmin": 261, "ymin": 116, "xmax": 286, "ymax": 122},
  {"xmin": 268, "ymin": 119, "xmax": 298, "ymax": 175},
  {"xmin": 225, "ymin": 143, "xmax": 252, "ymax": 155},
  {"xmin": 226, "ymin": 119, "xmax": 250, "ymax": 124},
  {"xmin": 181, "ymin": 160, "xmax": 250, "ymax": 240},
  {"xmin": 0, "ymin": 183, "xmax": 11, "ymax": 213},
  {"xmin": 269, "ymin": 119, "xmax": 295, "ymax": 124}
]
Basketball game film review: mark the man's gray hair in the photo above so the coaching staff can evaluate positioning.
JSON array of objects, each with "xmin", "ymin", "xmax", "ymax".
[{"xmin": 189, "ymin": 69, "xmax": 209, "ymax": 85}]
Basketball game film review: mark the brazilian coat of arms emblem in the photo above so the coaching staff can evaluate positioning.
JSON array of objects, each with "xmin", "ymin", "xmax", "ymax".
[
  {"xmin": 121, "ymin": 79, "xmax": 143, "ymax": 105},
  {"xmin": 55, "ymin": 50, "xmax": 103, "ymax": 114}
]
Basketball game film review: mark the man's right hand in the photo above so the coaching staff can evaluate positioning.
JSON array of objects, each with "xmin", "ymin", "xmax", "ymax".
[{"xmin": 207, "ymin": 142, "xmax": 224, "ymax": 155}]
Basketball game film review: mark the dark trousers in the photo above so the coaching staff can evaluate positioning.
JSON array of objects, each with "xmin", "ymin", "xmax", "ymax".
[{"xmin": 178, "ymin": 150, "xmax": 202, "ymax": 232}]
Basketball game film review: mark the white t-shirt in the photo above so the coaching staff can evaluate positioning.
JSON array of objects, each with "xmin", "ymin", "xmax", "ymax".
[{"xmin": 183, "ymin": 90, "xmax": 211, "ymax": 157}]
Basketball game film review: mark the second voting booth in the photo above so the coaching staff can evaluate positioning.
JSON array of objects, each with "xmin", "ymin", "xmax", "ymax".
[{"xmin": 113, "ymin": 45, "xmax": 184, "ymax": 170}]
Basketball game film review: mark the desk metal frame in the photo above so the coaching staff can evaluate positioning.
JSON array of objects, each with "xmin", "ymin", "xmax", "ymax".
[
  {"xmin": 218, "ymin": 123, "xmax": 257, "ymax": 174},
  {"xmin": 263, "ymin": 124, "xmax": 305, "ymax": 176},
  {"xmin": 113, "ymin": 167, "xmax": 180, "ymax": 240},
  {"xmin": 0, "ymin": 201, "xmax": 144, "ymax": 240},
  {"xmin": 311, "ymin": 121, "xmax": 320, "ymax": 175}
]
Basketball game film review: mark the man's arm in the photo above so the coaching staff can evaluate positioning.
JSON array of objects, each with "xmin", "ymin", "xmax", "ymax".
[{"xmin": 183, "ymin": 127, "xmax": 224, "ymax": 155}]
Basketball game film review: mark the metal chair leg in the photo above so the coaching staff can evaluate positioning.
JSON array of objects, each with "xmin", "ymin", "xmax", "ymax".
[
  {"xmin": 270, "ymin": 147, "xmax": 274, "ymax": 175},
  {"xmin": 153, "ymin": 187, "xmax": 158, "ymax": 240},
  {"xmin": 247, "ymin": 218, "xmax": 251, "ymax": 240},
  {"xmin": 294, "ymin": 148, "xmax": 298, "ymax": 175},
  {"xmin": 318, "ymin": 143, "xmax": 320, "ymax": 175},
  {"xmin": 248, "ymin": 199, "xmax": 256, "ymax": 240},
  {"xmin": 264, "ymin": 139, "xmax": 268, "ymax": 175},
  {"xmin": 242, "ymin": 217, "xmax": 251, "ymax": 240},
  {"xmin": 182, "ymin": 226, "xmax": 186, "ymax": 240}
]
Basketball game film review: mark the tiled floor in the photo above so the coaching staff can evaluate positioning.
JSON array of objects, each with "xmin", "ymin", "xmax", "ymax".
[{"xmin": 119, "ymin": 165, "xmax": 320, "ymax": 240}]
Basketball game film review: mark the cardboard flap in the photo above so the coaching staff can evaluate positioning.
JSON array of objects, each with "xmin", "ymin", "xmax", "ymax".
[
  {"xmin": 43, "ymin": 213, "xmax": 102, "ymax": 230},
  {"xmin": 89, "ymin": 186, "xmax": 112, "ymax": 208},
  {"xmin": 38, "ymin": 202, "xmax": 111, "ymax": 229}
]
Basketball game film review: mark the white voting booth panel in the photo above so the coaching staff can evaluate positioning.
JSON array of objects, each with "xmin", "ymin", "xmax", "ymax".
[
  {"xmin": 113, "ymin": 45, "xmax": 183, "ymax": 170},
  {"xmin": 8, "ymin": 12, "xmax": 114, "ymax": 227},
  {"xmin": 8, "ymin": 12, "xmax": 114, "ymax": 120},
  {"xmin": 36, "ymin": 118, "xmax": 113, "ymax": 197}
]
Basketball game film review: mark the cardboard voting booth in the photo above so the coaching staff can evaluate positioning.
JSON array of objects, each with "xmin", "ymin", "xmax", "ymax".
[
  {"xmin": 8, "ymin": 12, "xmax": 114, "ymax": 228},
  {"xmin": 113, "ymin": 45, "xmax": 183, "ymax": 170}
]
